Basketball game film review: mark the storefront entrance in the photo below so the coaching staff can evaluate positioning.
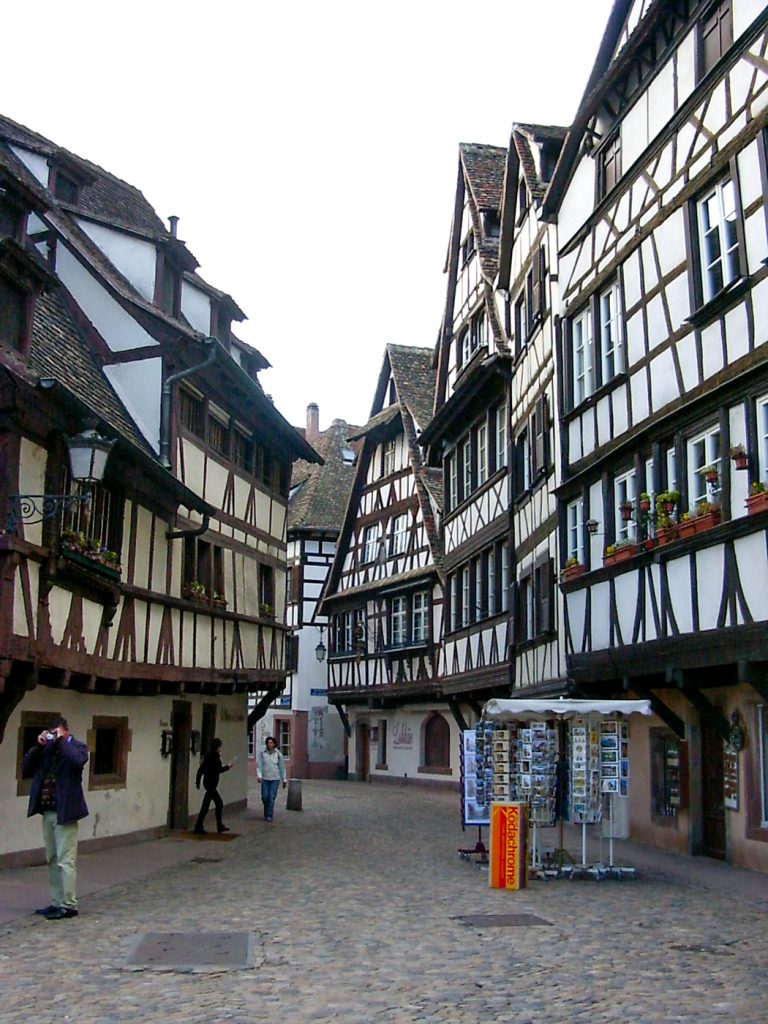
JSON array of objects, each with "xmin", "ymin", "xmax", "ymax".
[{"xmin": 701, "ymin": 716, "xmax": 726, "ymax": 860}]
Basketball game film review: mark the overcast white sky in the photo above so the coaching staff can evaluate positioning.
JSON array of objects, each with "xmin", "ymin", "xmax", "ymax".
[{"xmin": 2, "ymin": 0, "xmax": 613, "ymax": 433}]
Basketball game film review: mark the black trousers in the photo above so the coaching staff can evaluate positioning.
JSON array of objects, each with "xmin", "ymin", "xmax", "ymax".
[{"xmin": 195, "ymin": 786, "xmax": 224, "ymax": 831}]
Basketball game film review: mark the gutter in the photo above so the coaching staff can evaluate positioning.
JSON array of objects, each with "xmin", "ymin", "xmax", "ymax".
[{"xmin": 159, "ymin": 335, "xmax": 216, "ymax": 469}]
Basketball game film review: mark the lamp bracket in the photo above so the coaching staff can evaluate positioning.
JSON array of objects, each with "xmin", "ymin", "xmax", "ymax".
[{"xmin": 6, "ymin": 493, "xmax": 90, "ymax": 534}]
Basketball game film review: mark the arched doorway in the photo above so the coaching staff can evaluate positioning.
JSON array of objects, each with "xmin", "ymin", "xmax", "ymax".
[{"xmin": 423, "ymin": 712, "xmax": 451, "ymax": 771}]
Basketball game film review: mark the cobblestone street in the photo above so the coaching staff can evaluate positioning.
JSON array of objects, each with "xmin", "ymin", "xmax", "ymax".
[{"xmin": 2, "ymin": 778, "xmax": 768, "ymax": 1023}]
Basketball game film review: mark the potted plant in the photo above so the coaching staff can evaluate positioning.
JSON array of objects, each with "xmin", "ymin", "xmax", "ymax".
[
  {"xmin": 703, "ymin": 465, "xmax": 719, "ymax": 485},
  {"xmin": 618, "ymin": 500, "xmax": 634, "ymax": 522},
  {"xmin": 259, "ymin": 602, "xmax": 274, "ymax": 618},
  {"xmin": 213, "ymin": 592, "xmax": 227, "ymax": 609},
  {"xmin": 603, "ymin": 541, "xmax": 636, "ymax": 566},
  {"xmin": 654, "ymin": 511, "xmax": 677, "ymax": 545},
  {"xmin": 655, "ymin": 491, "xmax": 679, "ymax": 516},
  {"xmin": 560, "ymin": 557, "xmax": 586, "ymax": 583},
  {"xmin": 746, "ymin": 480, "xmax": 768, "ymax": 515},
  {"xmin": 729, "ymin": 444, "xmax": 749, "ymax": 471},
  {"xmin": 675, "ymin": 511, "xmax": 697, "ymax": 539},
  {"xmin": 183, "ymin": 580, "xmax": 207, "ymax": 601},
  {"xmin": 692, "ymin": 500, "xmax": 722, "ymax": 532},
  {"xmin": 638, "ymin": 492, "xmax": 652, "ymax": 514}
]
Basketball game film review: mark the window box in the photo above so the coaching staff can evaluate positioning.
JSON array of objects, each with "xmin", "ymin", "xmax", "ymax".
[
  {"xmin": 675, "ymin": 516, "xmax": 698, "ymax": 540},
  {"xmin": 182, "ymin": 581, "xmax": 207, "ymax": 602},
  {"xmin": 259, "ymin": 602, "xmax": 275, "ymax": 618},
  {"xmin": 560, "ymin": 562, "xmax": 586, "ymax": 583},
  {"xmin": 746, "ymin": 490, "xmax": 768, "ymax": 516},
  {"xmin": 656, "ymin": 524, "xmax": 679, "ymax": 546},
  {"xmin": 603, "ymin": 544, "xmax": 636, "ymax": 566},
  {"xmin": 60, "ymin": 544, "xmax": 121, "ymax": 581},
  {"xmin": 638, "ymin": 536, "xmax": 657, "ymax": 553}
]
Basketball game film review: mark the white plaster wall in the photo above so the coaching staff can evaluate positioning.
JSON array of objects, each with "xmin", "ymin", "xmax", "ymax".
[
  {"xmin": 355, "ymin": 705, "xmax": 460, "ymax": 783},
  {"xmin": 9, "ymin": 145, "xmax": 49, "ymax": 185},
  {"xmin": 734, "ymin": 0, "xmax": 767, "ymax": 37},
  {"xmin": 1, "ymin": 690, "xmax": 249, "ymax": 856},
  {"xmin": 181, "ymin": 281, "xmax": 213, "ymax": 334},
  {"xmin": 104, "ymin": 358, "xmax": 162, "ymax": 452},
  {"xmin": 56, "ymin": 247, "xmax": 159, "ymax": 352},
  {"xmin": 76, "ymin": 220, "xmax": 157, "ymax": 302}
]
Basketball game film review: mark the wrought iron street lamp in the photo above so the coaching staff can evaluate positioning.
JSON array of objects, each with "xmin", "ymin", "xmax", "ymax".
[{"xmin": 6, "ymin": 428, "xmax": 115, "ymax": 533}]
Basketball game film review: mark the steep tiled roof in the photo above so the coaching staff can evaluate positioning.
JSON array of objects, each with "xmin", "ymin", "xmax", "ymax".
[
  {"xmin": 348, "ymin": 405, "xmax": 401, "ymax": 442},
  {"xmin": 459, "ymin": 143, "xmax": 507, "ymax": 210},
  {"xmin": 421, "ymin": 467, "xmax": 444, "ymax": 515},
  {"xmin": 387, "ymin": 344, "xmax": 435, "ymax": 434},
  {"xmin": 513, "ymin": 124, "xmax": 567, "ymax": 201},
  {"xmin": 288, "ymin": 419, "xmax": 359, "ymax": 532}
]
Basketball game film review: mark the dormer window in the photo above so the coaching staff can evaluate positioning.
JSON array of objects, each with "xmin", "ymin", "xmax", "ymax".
[
  {"xmin": 482, "ymin": 210, "xmax": 500, "ymax": 238},
  {"xmin": 461, "ymin": 230, "xmax": 475, "ymax": 265},
  {"xmin": 0, "ymin": 238, "xmax": 52, "ymax": 355},
  {"xmin": 0, "ymin": 190, "xmax": 26, "ymax": 241},
  {"xmin": 52, "ymin": 171, "xmax": 79, "ymax": 204},
  {"xmin": 155, "ymin": 252, "xmax": 181, "ymax": 317},
  {"xmin": 212, "ymin": 303, "xmax": 231, "ymax": 348},
  {"xmin": 47, "ymin": 154, "xmax": 94, "ymax": 207}
]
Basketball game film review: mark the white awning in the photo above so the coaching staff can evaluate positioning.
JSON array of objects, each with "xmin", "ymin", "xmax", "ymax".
[{"xmin": 482, "ymin": 697, "xmax": 653, "ymax": 722}]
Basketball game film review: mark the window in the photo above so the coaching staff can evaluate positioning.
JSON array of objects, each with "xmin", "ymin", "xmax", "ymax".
[
  {"xmin": 390, "ymin": 513, "xmax": 408, "ymax": 556},
  {"xmin": 487, "ymin": 548, "xmax": 497, "ymax": 617},
  {"xmin": 514, "ymin": 427, "xmax": 531, "ymax": 497},
  {"xmin": 757, "ymin": 395, "xmax": 768, "ymax": 485},
  {"xmin": 477, "ymin": 422, "xmax": 488, "ymax": 486},
  {"xmin": 362, "ymin": 523, "xmax": 380, "ymax": 564},
  {"xmin": 0, "ymin": 195, "xmax": 25, "ymax": 240},
  {"xmin": 52, "ymin": 171, "xmax": 80, "ymax": 204},
  {"xmin": 471, "ymin": 308, "xmax": 487, "ymax": 351},
  {"xmin": 446, "ymin": 451, "xmax": 458, "ymax": 512},
  {"xmin": 207, "ymin": 411, "xmax": 230, "ymax": 458},
  {"xmin": 520, "ymin": 575, "xmax": 534, "ymax": 641},
  {"xmin": 462, "ymin": 435, "xmax": 472, "ymax": 498},
  {"xmin": 276, "ymin": 719, "xmax": 291, "ymax": 759},
  {"xmin": 571, "ymin": 307, "xmax": 594, "ymax": 405},
  {"xmin": 667, "ymin": 446, "xmax": 678, "ymax": 491},
  {"xmin": 286, "ymin": 633, "xmax": 299, "ymax": 672},
  {"xmin": 518, "ymin": 557, "xmax": 553, "ymax": 642},
  {"xmin": 16, "ymin": 711, "xmax": 61, "ymax": 797},
  {"xmin": 233, "ymin": 428, "xmax": 253, "ymax": 473},
  {"xmin": 88, "ymin": 716, "xmax": 131, "ymax": 790},
  {"xmin": 179, "ymin": 387, "xmax": 205, "ymax": 438},
  {"xmin": 60, "ymin": 470, "xmax": 121, "ymax": 566},
  {"xmin": 423, "ymin": 713, "xmax": 451, "ymax": 770},
  {"xmin": 614, "ymin": 469, "xmax": 637, "ymax": 543},
  {"xmin": 412, "ymin": 590, "xmax": 429, "ymax": 642},
  {"xmin": 530, "ymin": 395, "xmax": 549, "ymax": 479},
  {"xmin": 517, "ymin": 178, "xmax": 529, "ymax": 224},
  {"xmin": 458, "ymin": 327, "xmax": 470, "ymax": 367},
  {"xmin": 391, "ymin": 595, "xmax": 407, "ymax": 646},
  {"xmin": 514, "ymin": 290, "xmax": 527, "ymax": 355},
  {"xmin": 483, "ymin": 210, "xmax": 500, "ymax": 238},
  {"xmin": 259, "ymin": 563, "xmax": 275, "ymax": 613},
  {"xmin": 450, "ymin": 573, "xmax": 459, "ymax": 632},
  {"xmin": 383, "ymin": 438, "xmax": 396, "ymax": 477},
  {"xmin": 699, "ymin": 0, "xmax": 732, "ymax": 79},
  {"xmin": 501, "ymin": 542, "xmax": 510, "ymax": 613},
  {"xmin": 184, "ymin": 537, "xmax": 225, "ymax": 603},
  {"xmin": 687, "ymin": 426, "xmax": 721, "ymax": 506},
  {"xmin": 461, "ymin": 230, "xmax": 475, "ymax": 265},
  {"xmin": 495, "ymin": 403, "xmax": 508, "ymax": 470},
  {"xmin": 759, "ymin": 706, "xmax": 768, "ymax": 827},
  {"xmin": 599, "ymin": 281, "xmax": 623, "ymax": 381},
  {"xmin": 599, "ymin": 132, "xmax": 622, "ymax": 198},
  {"xmin": 650, "ymin": 730, "xmax": 683, "ymax": 819},
  {"xmin": 343, "ymin": 611, "xmax": 354, "ymax": 652},
  {"xmin": 567, "ymin": 499, "xmax": 584, "ymax": 564},
  {"xmin": 460, "ymin": 565, "xmax": 470, "ymax": 627},
  {"xmin": 342, "ymin": 446, "xmax": 355, "ymax": 465},
  {"xmin": 696, "ymin": 177, "xmax": 740, "ymax": 303}
]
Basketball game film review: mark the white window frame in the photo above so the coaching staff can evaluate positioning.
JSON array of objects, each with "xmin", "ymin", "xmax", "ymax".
[
  {"xmin": 599, "ymin": 281, "xmax": 623, "ymax": 382},
  {"xmin": 666, "ymin": 447, "xmax": 678, "ymax": 492},
  {"xmin": 757, "ymin": 395, "xmax": 768, "ymax": 485},
  {"xmin": 572, "ymin": 307, "xmax": 594, "ymax": 405},
  {"xmin": 391, "ymin": 595, "xmax": 407, "ymax": 646},
  {"xmin": 487, "ymin": 548, "xmax": 497, "ymax": 616},
  {"xmin": 390, "ymin": 513, "xmax": 408, "ymax": 556},
  {"xmin": 496, "ymin": 402, "xmax": 508, "ymax": 469},
  {"xmin": 501, "ymin": 542, "xmax": 510, "ymax": 613},
  {"xmin": 447, "ymin": 452, "xmax": 458, "ymax": 511},
  {"xmin": 566, "ymin": 499, "xmax": 584, "ymax": 564},
  {"xmin": 522, "ymin": 576, "xmax": 534, "ymax": 641},
  {"xmin": 412, "ymin": 591, "xmax": 428, "ymax": 643},
  {"xmin": 687, "ymin": 426, "xmax": 721, "ymax": 507},
  {"xmin": 383, "ymin": 438, "xmax": 397, "ymax": 477},
  {"xmin": 477, "ymin": 422, "xmax": 488, "ymax": 486},
  {"xmin": 462, "ymin": 436, "xmax": 472, "ymax": 498},
  {"xmin": 460, "ymin": 328, "xmax": 471, "ymax": 367},
  {"xmin": 697, "ymin": 177, "xmax": 740, "ymax": 304},
  {"xmin": 362, "ymin": 524, "xmax": 379, "ymax": 564},
  {"xmin": 614, "ymin": 469, "xmax": 637, "ymax": 543},
  {"xmin": 450, "ymin": 573, "xmax": 458, "ymax": 632},
  {"xmin": 343, "ymin": 611, "xmax": 353, "ymax": 652},
  {"xmin": 460, "ymin": 565, "xmax": 470, "ymax": 628},
  {"xmin": 474, "ymin": 555, "xmax": 484, "ymax": 621}
]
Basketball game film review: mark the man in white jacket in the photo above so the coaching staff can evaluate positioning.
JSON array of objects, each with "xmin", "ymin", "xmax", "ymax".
[{"xmin": 257, "ymin": 736, "xmax": 286, "ymax": 822}]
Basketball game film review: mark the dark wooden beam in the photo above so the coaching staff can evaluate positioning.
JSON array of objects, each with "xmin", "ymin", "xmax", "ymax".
[
  {"xmin": 738, "ymin": 660, "xmax": 768, "ymax": 703},
  {"xmin": 625, "ymin": 679, "xmax": 686, "ymax": 739},
  {"xmin": 247, "ymin": 686, "xmax": 282, "ymax": 730},
  {"xmin": 446, "ymin": 696, "xmax": 469, "ymax": 732},
  {"xmin": 673, "ymin": 673, "xmax": 731, "ymax": 744}
]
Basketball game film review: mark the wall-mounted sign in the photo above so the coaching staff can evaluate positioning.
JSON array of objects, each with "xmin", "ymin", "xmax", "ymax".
[
  {"xmin": 723, "ymin": 743, "xmax": 739, "ymax": 811},
  {"xmin": 392, "ymin": 722, "xmax": 413, "ymax": 748},
  {"xmin": 310, "ymin": 688, "xmax": 328, "ymax": 696},
  {"xmin": 489, "ymin": 802, "xmax": 527, "ymax": 890}
]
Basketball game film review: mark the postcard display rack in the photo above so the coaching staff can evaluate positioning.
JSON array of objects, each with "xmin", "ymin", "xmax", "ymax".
[{"xmin": 569, "ymin": 715, "xmax": 633, "ymax": 877}]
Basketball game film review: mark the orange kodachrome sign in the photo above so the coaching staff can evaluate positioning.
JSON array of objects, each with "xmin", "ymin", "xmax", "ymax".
[{"xmin": 489, "ymin": 802, "xmax": 527, "ymax": 890}]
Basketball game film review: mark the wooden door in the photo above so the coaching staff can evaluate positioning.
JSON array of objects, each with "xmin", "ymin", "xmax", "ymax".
[
  {"xmin": 356, "ymin": 723, "xmax": 370, "ymax": 782},
  {"xmin": 701, "ymin": 716, "xmax": 726, "ymax": 860},
  {"xmin": 169, "ymin": 700, "xmax": 192, "ymax": 829}
]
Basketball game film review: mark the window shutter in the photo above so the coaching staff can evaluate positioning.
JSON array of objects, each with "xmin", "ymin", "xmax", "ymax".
[
  {"xmin": 538, "ymin": 558, "xmax": 553, "ymax": 634},
  {"xmin": 531, "ymin": 247, "xmax": 542, "ymax": 323},
  {"xmin": 514, "ymin": 435, "xmax": 526, "ymax": 498}
]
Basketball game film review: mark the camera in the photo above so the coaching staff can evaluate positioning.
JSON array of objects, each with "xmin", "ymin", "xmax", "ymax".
[{"xmin": 44, "ymin": 732, "xmax": 57, "ymax": 742}]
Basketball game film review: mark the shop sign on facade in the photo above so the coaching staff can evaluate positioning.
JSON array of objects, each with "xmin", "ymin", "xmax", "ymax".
[{"xmin": 489, "ymin": 802, "xmax": 527, "ymax": 890}]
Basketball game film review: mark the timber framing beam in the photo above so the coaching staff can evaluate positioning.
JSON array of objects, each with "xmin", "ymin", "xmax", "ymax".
[
  {"xmin": 738, "ymin": 660, "xmax": 768, "ymax": 703},
  {"xmin": 625, "ymin": 679, "xmax": 686, "ymax": 739},
  {"xmin": 334, "ymin": 703, "xmax": 352, "ymax": 738},
  {"xmin": 247, "ymin": 685, "xmax": 283, "ymax": 730},
  {"xmin": 670, "ymin": 670, "xmax": 731, "ymax": 745},
  {"xmin": 446, "ymin": 696, "xmax": 469, "ymax": 732}
]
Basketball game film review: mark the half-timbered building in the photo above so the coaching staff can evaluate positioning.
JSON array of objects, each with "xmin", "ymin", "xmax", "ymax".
[
  {"xmin": 255, "ymin": 405, "xmax": 358, "ymax": 779},
  {"xmin": 0, "ymin": 113, "xmax": 318, "ymax": 862},
  {"xmin": 319, "ymin": 345, "xmax": 452, "ymax": 783},
  {"xmin": 420, "ymin": 143, "xmax": 515, "ymax": 716},
  {"xmin": 498, "ymin": 124, "xmax": 568, "ymax": 696},
  {"xmin": 546, "ymin": 0, "xmax": 768, "ymax": 868}
]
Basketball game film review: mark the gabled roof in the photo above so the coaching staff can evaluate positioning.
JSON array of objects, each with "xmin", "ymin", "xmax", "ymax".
[
  {"xmin": 513, "ymin": 124, "xmax": 568, "ymax": 202},
  {"xmin": 386, "ymin": 344, "xmax": 436, "ymax": 433},
  {"xmin": 288, "ymin": 419, "xmax": 359, "ymax": 533},
  {"xmin": 459, "ymin": 143, "xmax": 507, "ymax": 211}
]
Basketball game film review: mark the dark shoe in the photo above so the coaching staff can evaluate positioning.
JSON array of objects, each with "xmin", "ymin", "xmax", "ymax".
[
  {"xmin": 193, "ymin": 827, "xmax": 206, "ymax": 835},
  {"xmin": 45, "ymin": 907, "xmax": 78, "ymax": 920},
  {"xmin": 35, "ymin": 905, "xmax": 58, "ymax": 916},
  {"xmin": 217, "ymin": 826, "xmax": 230, "ymax": 833}
]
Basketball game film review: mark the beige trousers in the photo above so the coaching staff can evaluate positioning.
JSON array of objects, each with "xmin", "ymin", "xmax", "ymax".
[{"xmin": 41, "ymin": 811, "xmax": 79, "ymax": 909}]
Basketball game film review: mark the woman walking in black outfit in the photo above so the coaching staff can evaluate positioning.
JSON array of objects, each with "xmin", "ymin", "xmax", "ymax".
[{"xmin": 193, "ymin": 739, "xmax": 231, "ymax": 834}]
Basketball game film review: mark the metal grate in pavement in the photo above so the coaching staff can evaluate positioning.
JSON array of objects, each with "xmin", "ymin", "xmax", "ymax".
[
  {"xmin": 455, "ymin": 913, "xmax": 552, "ymax": 928},
  {"xmin": 123, "ymin": 932, "xmax": 254, "ymax": 971},
  {"xmin": 190, "ymin": 856, "xmax": 224, "ymax": 864}
]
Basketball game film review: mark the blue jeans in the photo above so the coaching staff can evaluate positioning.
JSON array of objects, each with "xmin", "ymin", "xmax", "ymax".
[{"xmin": 261, "ymin": 779, "xmax": 280, "ymax": 820}]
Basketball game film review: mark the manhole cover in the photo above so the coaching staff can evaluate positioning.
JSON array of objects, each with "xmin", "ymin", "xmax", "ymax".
[
  {"xmin": 190, "ymin": 856, "xmax": 224, "ymax": 864},
  {"xmin": 455, "ymin": 914, "xmax": 552, "ymax": 928},
  {"xmin": 669, "ymin": 942, "xmax": 735, "ymax": 956},
  {"xmin": 124, "ymin": 932, "xmax": 253, "ymax": 971}
]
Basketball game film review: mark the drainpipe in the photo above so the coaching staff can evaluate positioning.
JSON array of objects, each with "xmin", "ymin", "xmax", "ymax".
[{"xmin": 159, "ymin": 336, "xmax": 217, "ymax": 469}]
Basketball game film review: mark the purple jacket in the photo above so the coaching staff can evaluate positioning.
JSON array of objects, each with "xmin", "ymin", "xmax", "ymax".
[{"xmin": 22, "ymin": 735, "xmax": 89, "ymax": 825}]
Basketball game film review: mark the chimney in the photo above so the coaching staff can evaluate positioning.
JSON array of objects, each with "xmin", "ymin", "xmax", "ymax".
[
  {"xmin": 306, "ymin": 403, "xmax": 320, "ymax": 442},
  {"xmin": 168, "ymin": 215, "xmax": 179, "ymax": 238}
]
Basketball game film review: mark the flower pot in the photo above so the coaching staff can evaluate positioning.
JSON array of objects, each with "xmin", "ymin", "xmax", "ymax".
[
  {"xmin": 640, "ymin": 537, "xmax": 657, "ymax": 552},
  {"xmin": 603, "ymin": 545, "xmax": 636, "ymax": 566},
  {"xmin": 746, "ymin": 491, "xmax": 768, "ymax": 515},
  {"xmin": 676, "ymin": 519, "xmax": 697, "ymax": 539},
  {"xmin": 560, "ymin": 563, "xmax": 586, "ymax": 583},
  {"xmin": 733, "ymin": 454, "xmax": 749, "ymax": 471},
  {"xmin": 705, "ymin": 471, "xmax": 719, "ymax": 485},
  {"xmin": 692, "ymin": 511, "xmax": 721, "ymax": 533},
  {"xmin": 656, "ymin": 525, "xmax": 678, "ymax": 546},
  {"xmin": 619, "ymin": 503, "xmax": 633, "ymax": 522},
  {"xmin": 639, "ymin": 499, "xmax": 651, "ymax": 514}
]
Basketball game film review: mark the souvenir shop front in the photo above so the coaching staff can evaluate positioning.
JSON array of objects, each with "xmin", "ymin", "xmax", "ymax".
[{"xmin": 461, "ymin": 698, "xmax": 652, "ymax": 878}]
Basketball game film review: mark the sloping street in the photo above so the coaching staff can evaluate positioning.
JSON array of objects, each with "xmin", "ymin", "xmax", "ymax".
[{"xmin": 2, "ymin": 777, "xmax": 768, "ymax": 1023}]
